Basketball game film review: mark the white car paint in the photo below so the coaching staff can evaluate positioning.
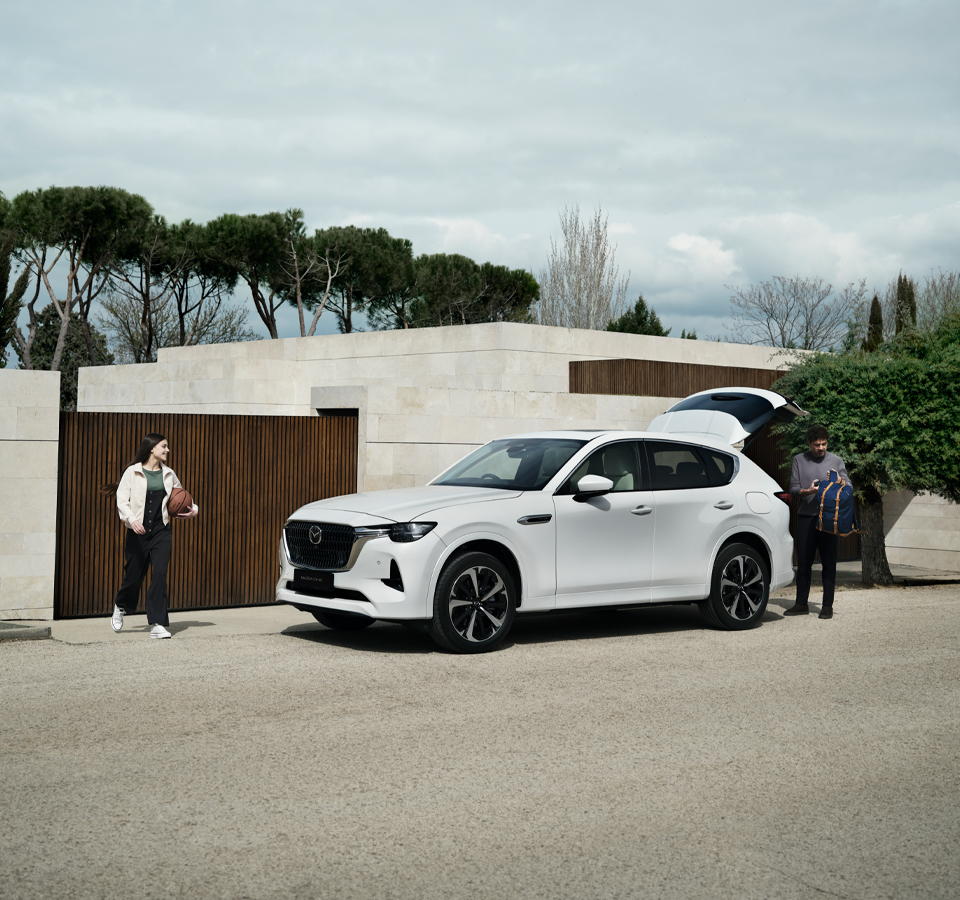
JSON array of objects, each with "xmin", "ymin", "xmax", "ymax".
[
  {"xmin": 276, "ymin": 436, "xmax": 796, "ymax": 641},
  {"xmin": 649, "ymin": 409, "xmax": 752, "ymax": 445}
]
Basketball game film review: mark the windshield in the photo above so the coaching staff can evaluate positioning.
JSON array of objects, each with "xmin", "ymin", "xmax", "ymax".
[{"xmin": 433, "ymin": 438, "xmax": 587, "ymax": 490}]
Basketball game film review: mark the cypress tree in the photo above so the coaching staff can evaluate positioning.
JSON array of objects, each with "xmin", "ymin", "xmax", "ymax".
[
  {"xmin": 895, "ymin": 274, "xmax": 905, "ymax": 334},
  {"xmin": 863, "ymin": 294, "xmax": 883, "ymax": 351},
  {"xmin": 895, "ymin": 273, "xmax": 917, "ymax": 334}
]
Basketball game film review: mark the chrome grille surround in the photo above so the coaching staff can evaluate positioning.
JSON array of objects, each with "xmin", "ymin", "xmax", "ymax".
[{"xmin": 283, "ymin": 521, "xmax": 370, "ymax": 571}]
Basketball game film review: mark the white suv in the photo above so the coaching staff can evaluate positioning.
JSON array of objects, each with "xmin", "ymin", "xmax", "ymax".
[{"xmin": 277, "ymin": 387, "xmax": 804, "ymax": 653}]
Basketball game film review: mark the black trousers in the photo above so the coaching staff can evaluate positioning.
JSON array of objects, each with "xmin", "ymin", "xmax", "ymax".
[
  {"xmin": 795, "ymin": 515, "xmax": 838, "ymax": 608},
  {"xmin": 113, "ymin": 526, "xmax": 172, "ymax": 626}
]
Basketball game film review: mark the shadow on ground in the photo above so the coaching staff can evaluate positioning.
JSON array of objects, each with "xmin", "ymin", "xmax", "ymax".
[
  {"xmin": 281, "ymin": 601, "xmax": 791, "ymax": 654},
  {"xmin": 168, "ymin": 620, "xmax": 217, "ymax": 635}
]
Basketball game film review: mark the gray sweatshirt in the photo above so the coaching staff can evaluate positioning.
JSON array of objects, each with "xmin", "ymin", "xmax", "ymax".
[{"xmin": 790, "ymin": 451, "xmax": 852, "ymax": 517}]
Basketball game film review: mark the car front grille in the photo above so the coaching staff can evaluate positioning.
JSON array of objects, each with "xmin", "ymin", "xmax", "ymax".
[{"xmin": 284, "ymin": 521, "xmax": 357, "ymax": 570}]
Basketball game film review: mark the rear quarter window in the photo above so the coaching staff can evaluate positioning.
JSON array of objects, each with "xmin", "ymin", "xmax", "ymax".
[{"xmin": 699, "ymin": 448, "xmax": 739, "ymax": 486}]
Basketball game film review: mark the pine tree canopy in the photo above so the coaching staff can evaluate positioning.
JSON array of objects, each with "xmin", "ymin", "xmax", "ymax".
[{"xmin": 607, "ymin": 294, "xmax": 671, "ymax": 336}]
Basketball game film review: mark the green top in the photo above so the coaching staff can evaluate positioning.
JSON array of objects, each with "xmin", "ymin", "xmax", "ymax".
[{"xmin": 143, "ymin": 467, "xmax": 164, "ymax": 493}]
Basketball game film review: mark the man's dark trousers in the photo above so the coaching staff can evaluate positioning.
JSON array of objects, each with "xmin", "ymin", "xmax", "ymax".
[
  {"xmin": 113, "ymin": 526, "xmax": 172, "ymax": 626},
  {"xmin": 795, "ymin": 514, "xmax": 838, "ymax": 608}
]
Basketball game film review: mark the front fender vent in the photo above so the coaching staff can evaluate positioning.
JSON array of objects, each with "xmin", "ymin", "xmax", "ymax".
[{"xmin": 382, "ymin": 559, "xmax": 404, "ymax": 592}]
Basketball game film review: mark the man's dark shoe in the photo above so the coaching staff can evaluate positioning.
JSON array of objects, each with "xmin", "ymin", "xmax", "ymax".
[
  {"xmin": 819, "ymin": 607, "xmax": 834, "ymax": 619},
  {"xmin": 783, "ymin": 604, "xmax": 810, "ymax": 616}
]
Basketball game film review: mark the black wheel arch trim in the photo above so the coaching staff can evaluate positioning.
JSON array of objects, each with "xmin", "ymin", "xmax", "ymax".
[
  {"xmin": 439, "ymin": 538, "xmax": 524, "ymax": 608},
  {"xmin": 717, "ymin": 531, "xmax": 773, "ymax": 580}
]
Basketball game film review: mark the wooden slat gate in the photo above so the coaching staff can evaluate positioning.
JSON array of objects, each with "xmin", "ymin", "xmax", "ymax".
[
  {"xmin": 569, "ymin": 359, "xmax": 861, "ymax": 562},
  {"xmin": 55, "ymin": 412, "xmax": 358, "ymax": 618}
]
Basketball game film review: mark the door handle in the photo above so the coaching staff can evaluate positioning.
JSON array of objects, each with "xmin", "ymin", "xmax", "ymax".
[
  {"xmin": 631, "ymin": 506, "xmax": 653, "ymax": 516},
  {"xmin": 714, "ymin": 501, "xmax": 734, "ymax": 510}
]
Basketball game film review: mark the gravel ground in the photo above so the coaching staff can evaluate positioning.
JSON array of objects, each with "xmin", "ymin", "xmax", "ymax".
[{"xmin": 2, "ymin": 586, "xmax": 958, "ymax": 900}]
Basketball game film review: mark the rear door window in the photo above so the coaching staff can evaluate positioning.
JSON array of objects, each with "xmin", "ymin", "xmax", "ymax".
[{"xmin": 643, "ymin": 441, "xmax": 710, "ymax": 490}]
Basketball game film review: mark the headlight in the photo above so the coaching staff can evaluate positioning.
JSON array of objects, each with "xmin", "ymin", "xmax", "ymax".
[
  {"xmin": 354, "ymin": 522, "xmax": 437, "ymax": 543},
  {"xmin": 389, "ymin": 522, "xmax": 437, "ymax": 542}
]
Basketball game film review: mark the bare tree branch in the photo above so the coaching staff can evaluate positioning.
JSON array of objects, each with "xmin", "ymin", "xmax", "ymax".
[
  {"xmin": 535, "ymin": 204, "xmax": 630, "ymax": 330},
  {"xmin": 725, "ymin": 275, "xmax": 866, "ymax": 350}
]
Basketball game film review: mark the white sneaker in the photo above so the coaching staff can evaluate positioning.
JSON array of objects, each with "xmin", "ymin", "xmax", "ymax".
[
  {"xmin": 150, "ymin": 624, "xmax": 172, "ymax": 639},
  {"xmin": 111, "ymin": 606, "xmax": 124, "ymax": 632}
]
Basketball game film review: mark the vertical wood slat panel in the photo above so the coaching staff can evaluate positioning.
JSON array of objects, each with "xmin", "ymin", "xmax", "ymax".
[
  {"xmin": 55, "ymin": 412, "xmax": 358, "ymax": 617},
  {"xmin": 569, "ymin": 358, "xmax": 784, "ymax": 398}
]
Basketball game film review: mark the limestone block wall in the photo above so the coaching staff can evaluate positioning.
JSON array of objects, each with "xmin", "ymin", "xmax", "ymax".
[
  {"xmin": 71, "ymin": 322, "xmax": 959, "ymax": 571},
  {"xmin": 313, "ymin": 383, "xmax": 675, "ymax": 491},
  {"xmin": 884, "ymin": 490, "xmax": 960, "ymax": 573},
  {"xmin": 78, "ymin": 322, "xmax": 787, "ymax": 416},
  {"xmin": 0, "ymin": 371, "xmax": 61, "ymax": 620},
  {"xmin": 77, "ymin": 322, "xmax": 787, "ymax": 494}
]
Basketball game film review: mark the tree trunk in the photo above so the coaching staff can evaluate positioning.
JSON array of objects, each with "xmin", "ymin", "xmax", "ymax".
[
  {"xmin": 79, "ymin": 315, "xmax": 100, "ymax": 367},
  {"xmin": 859, "ymin": 487, "xmax": 893, "ymax": 586},
  {"xmin": 50, "ymin": 308, "xmax": 71, "ymax": 372}
]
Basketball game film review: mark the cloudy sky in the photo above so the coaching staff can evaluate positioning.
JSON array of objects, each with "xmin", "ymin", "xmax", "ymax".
[{"xmin": 3, "ymin": 0, "xmax": 958, "ymax": 340}]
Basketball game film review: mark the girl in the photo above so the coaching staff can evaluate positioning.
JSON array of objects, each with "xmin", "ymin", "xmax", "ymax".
[{"xmin": 102, "ymin": 433, "xmax": 198, "ymax": 638}]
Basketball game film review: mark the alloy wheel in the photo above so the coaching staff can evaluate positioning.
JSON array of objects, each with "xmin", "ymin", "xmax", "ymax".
[
  {"xmin": 719, "ymin": 554, "xmax": 765, "ymax": 621},
  {"xmin": 448, "ymin": 565, "xmax": 510, "ymax": 643}
]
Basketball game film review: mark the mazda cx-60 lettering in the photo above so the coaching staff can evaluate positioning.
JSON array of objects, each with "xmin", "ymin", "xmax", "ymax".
[{"xmin": 277, "ymin": 387, "xmax": 805, "ymax": 653}]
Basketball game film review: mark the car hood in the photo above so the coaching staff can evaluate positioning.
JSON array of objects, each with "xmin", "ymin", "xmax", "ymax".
[{"xmin": 291, "ymin": 485, "xmax": 522, "ymax": 524}]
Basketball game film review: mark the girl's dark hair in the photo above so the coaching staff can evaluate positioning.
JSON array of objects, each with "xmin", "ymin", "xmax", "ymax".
[{"xmin": 100, "ymin": 433, "xmax": 167, "ymax": 496}]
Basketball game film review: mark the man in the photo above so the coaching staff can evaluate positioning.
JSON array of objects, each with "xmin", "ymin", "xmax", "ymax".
[{"xmin": 786, "ymin": 424, "xmax": 852, "ymax": 620}]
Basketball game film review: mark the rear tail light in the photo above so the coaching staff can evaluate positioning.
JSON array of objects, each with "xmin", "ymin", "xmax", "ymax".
[{"xmin": 775, "ymin": 493, "xmax": 791, "ymax": 506}]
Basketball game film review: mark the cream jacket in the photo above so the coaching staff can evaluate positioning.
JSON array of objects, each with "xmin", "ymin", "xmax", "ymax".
[{"xmin": 115, "ymin": 463, "xmax": 199, "ymax": 529}]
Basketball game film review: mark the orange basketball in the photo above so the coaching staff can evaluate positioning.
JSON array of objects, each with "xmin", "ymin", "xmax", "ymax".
[{"xmin": 167, "ymin": 487, "xmax": 193, "ymax": 517}]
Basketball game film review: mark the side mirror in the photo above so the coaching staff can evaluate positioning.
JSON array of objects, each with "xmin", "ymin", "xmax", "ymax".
[{"xmin": 574, "ymin": 474, "xmax": 614, "ymax": 502}]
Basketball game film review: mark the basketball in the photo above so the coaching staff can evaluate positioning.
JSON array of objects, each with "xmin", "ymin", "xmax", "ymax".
[{"xmin": 167, "ymin": 487, "xmax": 193, "ymax": 518}]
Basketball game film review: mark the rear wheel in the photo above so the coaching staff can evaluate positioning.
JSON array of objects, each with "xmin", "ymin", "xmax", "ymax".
[
  {"xmin": 311, "ymin": 609, "xmax": 375, "ymax": 630},
  {"xmin": 429, "ymin": 552, "xmax": 516, "ymax": 653},
  {"xmin": 698, "ymin": 543, "xmax": 769, "ymax": 630}
]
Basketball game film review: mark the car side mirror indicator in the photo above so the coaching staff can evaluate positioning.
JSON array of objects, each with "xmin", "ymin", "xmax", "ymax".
[{"xmin": 573, "ymin": 474, "xmax": 614, "ymax": 502}]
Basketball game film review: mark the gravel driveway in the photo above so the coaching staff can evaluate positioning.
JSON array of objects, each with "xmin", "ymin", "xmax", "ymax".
[{"xmin": 2, "ymin": 585, "xmax": 958, "ymax": 900}]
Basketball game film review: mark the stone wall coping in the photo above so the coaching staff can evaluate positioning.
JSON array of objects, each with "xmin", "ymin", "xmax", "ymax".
[{"xmin": 149, "ymin": 322, "xmax": 797, "ymax": 371}]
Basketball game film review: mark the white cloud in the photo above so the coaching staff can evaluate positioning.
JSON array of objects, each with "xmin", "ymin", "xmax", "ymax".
[
  {"xmin": 429, "ymin": 218, "xmax": 510, "ymax": 258},
  {"xmin": 4, "ymin": 0, "xmax": 959, "ymax": 345},
  {"xmin": 664, "ymin": 233, "xmax": 740, "ymax": 281}
]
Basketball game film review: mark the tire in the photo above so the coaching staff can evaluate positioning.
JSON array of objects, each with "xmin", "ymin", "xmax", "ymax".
[
  {"xmin": 698, "ymin": 543, "xmax": 769, "ymax": 630},
  {"xmin": 429, "ymin": 552, "xmax": 517, "ymax": 653},
  {"xmin": 311, "ymin": 609, "xmax": 375, "ymax": 630}
]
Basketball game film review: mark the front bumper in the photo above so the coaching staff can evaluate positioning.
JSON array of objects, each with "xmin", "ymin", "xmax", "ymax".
[{"xmin": 275, "ymin": 530, "xmax": 445, "ymax": 620}]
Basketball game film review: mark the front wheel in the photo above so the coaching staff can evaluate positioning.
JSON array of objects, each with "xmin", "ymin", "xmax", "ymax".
[
  {"xmin": 698, "ymin": 543, "xmax": 769, "ymax": 630},
  {"xmin": 429, "ymin": 552, "xmax": 516, "ymax": 653},
  {"xmin": 311, "ymin": 609, "xmax": 375, "ymax": 630}
]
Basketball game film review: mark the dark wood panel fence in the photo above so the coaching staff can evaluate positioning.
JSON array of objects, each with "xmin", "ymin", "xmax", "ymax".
[
  {"xmin": 569, "ymin": 358, "xmax": 783, "ymax": 397},
  {"xmin": 55, "ymin": 412, "xmax": 358, "ymax": 618},
  {"xmin": 569, "ymin": 358, "xmax": 860, "ymax": 561}
]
